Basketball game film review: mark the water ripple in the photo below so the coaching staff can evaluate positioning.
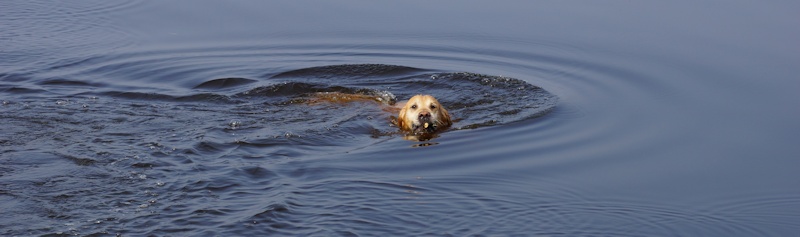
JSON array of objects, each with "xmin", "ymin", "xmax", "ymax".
[
  {"xmin": 1, "ymin": 0, "xmax": 144, "ymax": 74},
  {"xmin": 2, "ymin": 4, "xmax": 797, "ymax": 234}
]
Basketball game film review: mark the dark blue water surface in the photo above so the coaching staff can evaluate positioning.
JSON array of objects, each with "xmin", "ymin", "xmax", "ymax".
[{"xmin": 3, "ymin": 1, "xmax": 800, "ymax": 236}]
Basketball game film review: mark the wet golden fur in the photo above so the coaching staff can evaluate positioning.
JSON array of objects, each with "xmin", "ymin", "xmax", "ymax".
[
  {"xmin": 396, "ymin": 94, "xmax": 452, "ymax": 132},
  {"xmin": 304, "ymin": 93, "xmax": 451, "ymax": 135}
]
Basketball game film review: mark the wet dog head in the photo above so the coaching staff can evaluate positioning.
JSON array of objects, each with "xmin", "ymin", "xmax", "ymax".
[{"xmin": 397, "ymin": 94, "xmax": 452, "ymax": 134}]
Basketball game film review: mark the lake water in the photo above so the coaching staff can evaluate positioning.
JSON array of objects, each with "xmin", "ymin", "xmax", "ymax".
[{"xmin": 2, "ymin": 1, "xmax": 799, "ymax": 236}]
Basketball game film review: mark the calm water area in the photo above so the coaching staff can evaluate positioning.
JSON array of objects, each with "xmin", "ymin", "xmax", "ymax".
[{"xmin": 2, "ymin": 1, "xmax": 799, "ymax": 236}]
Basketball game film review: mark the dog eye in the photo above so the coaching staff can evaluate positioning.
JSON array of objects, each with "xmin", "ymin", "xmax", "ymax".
[
  {"xmin": 411, "ymin": 104, "xmax": 417, "ymax": 109},
  {"xmin": 430, "ymin": 104, "xmax": 437, "ymax": 109}
]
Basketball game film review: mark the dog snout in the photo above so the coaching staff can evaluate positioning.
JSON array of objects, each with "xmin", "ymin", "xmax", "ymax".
[{"xmin": 418, "ymin": 111, "xmax": 431, "ymax": 118}]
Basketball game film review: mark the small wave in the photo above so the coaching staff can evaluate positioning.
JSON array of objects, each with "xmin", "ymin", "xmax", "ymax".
[
  {"xmin": 98, "ymin": 91, "xmax": 240, "ymax": 104},
  {"xmin": 0, "ymin": 72, "xmax": 33, "ymax": 83},
  {"xmin": 37, "ymin": 78, "xmax": 104, "ymax": 87},
  {"xmin": 193, "ymin": 77, "xmax": 257, "ymax": 90},
  {"xmin": 270, "ymin": 64, "xmax": 426, "ymax": 79}
]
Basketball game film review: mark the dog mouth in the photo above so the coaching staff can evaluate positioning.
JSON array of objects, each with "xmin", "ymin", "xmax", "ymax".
[{"xmin": 412, "ymin": 117, "xmax": 436, "ymax": 134}]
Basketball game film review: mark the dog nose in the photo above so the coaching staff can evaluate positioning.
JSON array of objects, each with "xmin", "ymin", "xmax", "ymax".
[{"xmin": 419, "ymin": 111, "xmax": 431, "ymax": 118}]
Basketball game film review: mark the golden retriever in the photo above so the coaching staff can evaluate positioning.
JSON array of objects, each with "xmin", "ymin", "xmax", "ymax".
[
  {"xmin": 396, "ymin": 94, "xmax": 452, "ymax": 134},
  {"xmin": 304, "ymin": 93, "xmax": 452, "ymax": 137}
]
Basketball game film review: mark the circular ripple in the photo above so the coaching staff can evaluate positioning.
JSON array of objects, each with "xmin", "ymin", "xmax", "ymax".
[
  {"xmin": 1, "ymin": 0, "xmax": 143, "ymax": 73},
  {"xmin": 244, "ymin": 64, "xmax": 557, "ymax": 131}
]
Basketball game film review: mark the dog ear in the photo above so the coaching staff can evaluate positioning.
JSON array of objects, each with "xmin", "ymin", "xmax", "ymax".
[
  {"xmin": 438, "ymin": 105, "xmax": 452, "ymax": 127},
  {"xmin": 397, "ymin": 105, "xmax": 408, "ymax": 130}
]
